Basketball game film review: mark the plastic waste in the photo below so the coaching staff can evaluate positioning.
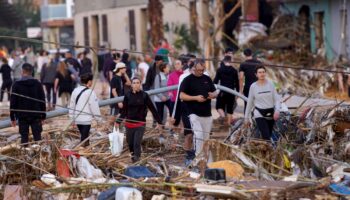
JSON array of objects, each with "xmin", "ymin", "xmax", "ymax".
[
  {"xmin": 97, "ymin": 186, "xmax": 118, "ymax": 200},
  {"xmin": 115, "ymin": 187, "xmax": 142, "ymax": 200},
  {"xmin": 77, "ymin": 156, "xmax": 104, "ymax": 179},
  {"xmin": 109, "ymin": 126, "xmax": 124, "ymax": 156},
  {"xmin": 124, "ymin": 166, "xmax": 155, "ymax": 179}
]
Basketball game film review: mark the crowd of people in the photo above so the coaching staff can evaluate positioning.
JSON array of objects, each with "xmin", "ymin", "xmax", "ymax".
[{"xmin": 1, "ymin": 40, "xmax": 281, "ymax": 165}]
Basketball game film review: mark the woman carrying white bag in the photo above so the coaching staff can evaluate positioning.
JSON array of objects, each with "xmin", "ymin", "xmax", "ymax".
[{"xmin": 115, "ymin": 77, "xmax": 162, "ymax": 163}]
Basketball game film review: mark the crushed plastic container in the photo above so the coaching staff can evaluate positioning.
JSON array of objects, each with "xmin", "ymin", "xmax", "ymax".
[
  {"xmin": 124, "ymin": 166, "xmax": 155, "ymax": 179},
  {"xmin": 115, "ymin": 187, "xmax": 142, "ymax": 200}
]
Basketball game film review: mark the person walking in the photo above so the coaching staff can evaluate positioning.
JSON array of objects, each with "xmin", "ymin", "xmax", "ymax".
[
  {"xmin": 214, "ymin": 54, "xmax": 239, "ymax": 126},
  {"xmin": 154, "ymin": 63, "xmax": 172, "ymax": 124},
  {"xmin": 10, "ymin": 63, "xmax": 46, "ymax": 145},
  {"xmin": 12, "ymin": 50, "xmax": 25, "ymax": 82},
  {"xmin": 97, "ymin": 46, "xmax": 109, "ymax": 96},
  {"xmin": 172, "ymin": 54, "xmax": 196, "ymax": 165},
  {"xmin": 0, "ymin": 57, "xmax": 13, "ymax": 102},
  {"xmin": 180, "ymin": 59, "xmax": 217, "ymax": 159},
  {"xmin": 167, "ymin": 59, "xmax": 183, "ymax": 110},
  {"xmin": 110, "ymin": 62, "xmax": 131, "ymax": 118},
  {"xmin": 69, "ymin": 73, "xmax": 102, "ymax": 147},
  {"xmin": 41, "ymin": 53, "xmax": 59, "ymax": 110},
  {"xmin": 79, "ymin": 51, "xmax": 93, "ymax": 76},
  {"xmin": 115, "ymin": 77, "xmax": 162, "ymax": 163},
  {"xmin": 65, "ymin": 51, "xmax": 81, "ymax": 74},
  {"xmin": 54, "ymin": 61, "xmax": 75, "ymax": 107},
  {"xmin": 244, "ymin": 65, "xmax": 280, "ymax": 141},
  {"xmin": 36, "ymin": 50, "xmax": 49, "ymax": 77},
  {"xmin": 239, "ymin": 48, "xmax": 262, "ymax": 111},
  {"xmin": 143, "ymin": 55, "xmax": 163, "ymax": 91}
]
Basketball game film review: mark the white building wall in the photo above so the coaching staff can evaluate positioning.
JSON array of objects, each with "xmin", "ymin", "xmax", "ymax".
[{"xmin": 74, "ymin": 1, "xmax": 199, "ymax": 54}]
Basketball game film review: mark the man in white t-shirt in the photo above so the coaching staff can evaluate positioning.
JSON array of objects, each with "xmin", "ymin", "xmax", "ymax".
[{"xmin": 137, "ymin": 55, "xmax": 151, "ymax": 85}]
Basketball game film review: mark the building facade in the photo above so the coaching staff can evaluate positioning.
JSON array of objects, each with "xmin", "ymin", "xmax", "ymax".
[
  {"xmin": 41, "ymin": 0, "xmax": 74, "ymax": 50},
  {"xmin": 277, "ymin": 0, "xmax": 350, "ymax": 62},
  {"xmin": 73, "ymin": 0, "xmax": 201, "ymax": 54}
]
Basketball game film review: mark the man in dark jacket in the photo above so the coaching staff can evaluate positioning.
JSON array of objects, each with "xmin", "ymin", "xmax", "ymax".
[
  {"xmin": 65, "ymin": 51, "xmax": 81, "ymax": 73},
  {"xmin": 10, "ymin": 63, "xmax": 46, "ymax": 144}
]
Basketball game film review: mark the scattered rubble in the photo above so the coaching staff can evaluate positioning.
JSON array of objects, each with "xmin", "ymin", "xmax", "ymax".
[{"xmin": 0, "ymin": 104, "xmax": 350, "ymax": 199}]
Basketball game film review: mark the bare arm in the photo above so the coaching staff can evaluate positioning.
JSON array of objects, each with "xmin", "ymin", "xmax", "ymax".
[
  {"xmin": 239, "ymin": 71, "xmax": 244, "ymax": 93},
  {"xmin": 54, "ymin": 78, "xmax": 59, "ymax": 93},
  {"xmin": 124, "ymin": 74, "xmax": 131, "ymax": 86},
  {"xmin": 112, "ymin": 88, "xmax": 118, "ymax": 98},
  {"xmin": 180, "ymin": 92, "xmax": 204, "ymax": 102}
]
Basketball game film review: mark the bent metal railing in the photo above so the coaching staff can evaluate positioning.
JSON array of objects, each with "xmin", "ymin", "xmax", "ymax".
[{"xmin": 0, "ymin": 85, "xmax": 246, "ymax": 129}]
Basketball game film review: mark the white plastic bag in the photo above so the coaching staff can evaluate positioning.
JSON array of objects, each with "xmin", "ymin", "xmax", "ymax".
[
  {"xmin": 108, "ymin": 126, "xmax": 124, "ymax": 156},
  {"xmin": 77, "ymin": 157, "xmax": 104, "ymax": 179}
]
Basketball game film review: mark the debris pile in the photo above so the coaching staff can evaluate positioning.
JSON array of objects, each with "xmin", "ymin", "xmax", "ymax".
[{"xmin": 1, "ymin": 104, "xmax": 350, "ymax": 199}]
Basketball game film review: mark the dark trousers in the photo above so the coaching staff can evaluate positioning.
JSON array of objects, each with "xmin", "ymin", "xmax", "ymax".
[
  {"xmin": 77, "ymin": 124, "xmax": 91, "ymax": 146},
  {"xmin": 181, "ymin": 102, "xmax": 193, "ymax": 135},
  {"xmin": 18, "ymin": 118, "xmax": 42, "ymax": 144},
  {"xmin": 155, "ymin": 100, "xmax": 172, "ymax": 124},
  {"xmin": 44, "ymin": 83, "xmax": 57, "ymax": 106},
  {"xmin": 0, "ymin": 80, "xmax": 12, "ymax": 101},
  {"xmin": 243, "ymin": 88, "xmax": 249, "ymax": 114},
  {"xmin": 126, "ymin": 126, "xmax": 145, "ymax": 161},
  {"xmin": 171, "ymin": 101, "xmax": 181, "ymax": 126},
  {"xmin": 255, "ymin": 118, "xmax": 275, "ymax": 140}
]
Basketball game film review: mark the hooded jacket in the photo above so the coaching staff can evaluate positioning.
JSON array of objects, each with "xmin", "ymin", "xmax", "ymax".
[{"xmin": 10, "ymin": 76, "xmax": 46, "ymax": 121}]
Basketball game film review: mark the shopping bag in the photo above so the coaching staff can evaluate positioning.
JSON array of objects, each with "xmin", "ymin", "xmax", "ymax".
[{"xmin": 108, "ymin": 126, "xmax": 124, "ymax": 156}]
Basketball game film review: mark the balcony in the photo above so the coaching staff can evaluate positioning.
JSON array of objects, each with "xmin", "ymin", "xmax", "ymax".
[{"xmin": 41, "ymin": 4, "xmax": 69, "ymax": 22}]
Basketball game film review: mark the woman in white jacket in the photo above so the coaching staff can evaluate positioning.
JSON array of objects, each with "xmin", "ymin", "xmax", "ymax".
[{"xmin": 69, "ymin": 73, "xmax": 102, "ymax": 146}]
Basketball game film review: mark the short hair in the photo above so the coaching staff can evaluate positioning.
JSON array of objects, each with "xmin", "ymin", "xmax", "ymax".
[
  {"xmin": 255, "ymin": 65, "xmax": 266, "ymax": 73},
  {"xmin": 224, "ymin": 47, "xmax": 234, "ymax": 54},
  {"xmin": 22, "ymin": 63, "xmax": 33, "ymax": 74},
  {"xmin": 1, "ymin": 57, "xmax": 8, "ymax": 64},
  {"xmin": 80, "ymin": 73, "xmax": 93, "ymax": 84},
  {"xmin": 132, "ymin": 77, "xmax": 141, "ymax": 83},
  {"xmin": 158, "ymin": 63, "xmax": 168, "ymax": 72},
  {"xmin": 194, "ymin": 58, "xmax": 205, "ymax": 67},
  {"xmin": 178, "ymin": 54, "xmax": 189, "ymax": 65},
  {"xmin": 243, "ymin": 48, "xmax": 252, "ymax": 57},
  {"xmin": 187, "ymin": 53, "xmax": 196, "ymax": 59},
  {"xmin": 155, "ymin": 55, "xmax": 163, "ymax": 61}
]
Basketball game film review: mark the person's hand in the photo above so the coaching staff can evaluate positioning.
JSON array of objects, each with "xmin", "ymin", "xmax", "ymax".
[
  {"xmin": 41, "ymin": 120, "xmax": 45, "ymax": 125},
  {"xmin": 11, "ymin": 120, "xmax": 16, "ymax": 127},
  {"xmin": 156, "ymin": 123, "xmax": 163, "ymax": 131},
  {"xmin": 169, "ymin": 117, "xmax": 175, "ymax": 125},
  {"xmin": 196, "ymin": 95, "xmax": 206, "ymax": 102},
  {"xmin": 118, "ymin": 102, "xmax": 123, "ymax": 109},
  {"xmin": 208, "ymin": 92, "xmax": 216, "ymax": 99},
  {"xmin": 244, "ymin": 120, "xmax": 250, "ymax": 128},
  {"xmin": 273, "ymin": 112, "xmax": 280, "ymax": 121},
  {"xmin": 161, "ymin": 96, "xmax": 167, "ymax": 102}
]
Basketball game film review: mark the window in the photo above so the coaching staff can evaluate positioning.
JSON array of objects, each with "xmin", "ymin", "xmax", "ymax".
[
  {"xmin": 83, "ymin": 17, "xmax": 89, "ymax": 46},
  {"xmin": 102, "ymin": 14, "xmax": 108, "ymax": 42}
]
